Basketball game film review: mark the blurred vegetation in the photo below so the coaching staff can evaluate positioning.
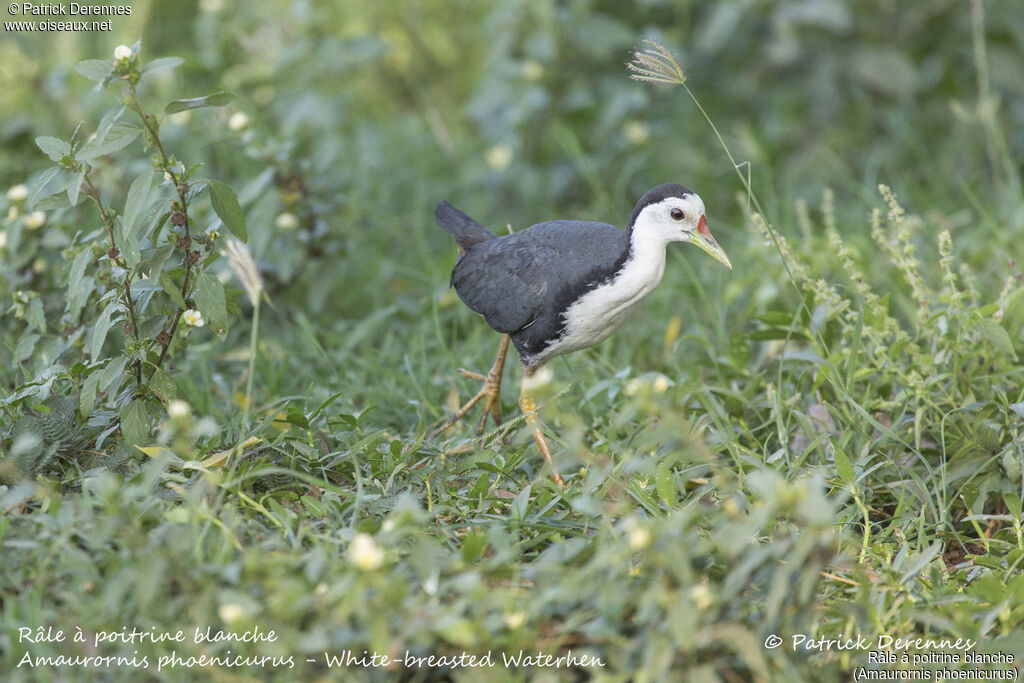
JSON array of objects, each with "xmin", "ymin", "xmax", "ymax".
[{"xmin": 2, "ymin": 0, "xmax": 1024, "ymax": 681}]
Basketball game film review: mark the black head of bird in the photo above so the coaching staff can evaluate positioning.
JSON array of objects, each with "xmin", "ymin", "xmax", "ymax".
[{"xmin": 430, "ymin": 184, "xmax": 731, "ymax": 487}]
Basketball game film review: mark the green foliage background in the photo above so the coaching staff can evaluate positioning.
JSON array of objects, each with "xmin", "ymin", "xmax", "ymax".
[{"xmin": 2, "ymin": 1, "xmax": 1024, "ymax": 681}]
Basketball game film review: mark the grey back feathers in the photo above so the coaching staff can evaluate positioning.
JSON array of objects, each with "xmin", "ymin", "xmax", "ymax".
[{"xmin": 436, "ymin": 201, "xmax": 631, "ymax": 365}]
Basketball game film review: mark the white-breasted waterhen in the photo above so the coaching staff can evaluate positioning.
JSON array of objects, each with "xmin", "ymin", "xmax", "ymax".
[{"xmin": 430, "ymin": 184, "xmax": 731, "ymax": 486}]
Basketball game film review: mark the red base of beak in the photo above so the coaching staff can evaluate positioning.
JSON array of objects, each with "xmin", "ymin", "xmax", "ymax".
[{"xmin": 697, "ymin": 214, "xmax": 711, "ymax": 238}]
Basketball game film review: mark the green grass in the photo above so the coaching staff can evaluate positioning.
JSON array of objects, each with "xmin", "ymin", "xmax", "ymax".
[{"xmin": 3, "ymin": 1, "xmax": 1024, "ymax": 681}]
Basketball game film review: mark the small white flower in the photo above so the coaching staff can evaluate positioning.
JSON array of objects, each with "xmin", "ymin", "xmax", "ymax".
[
  {"xmin": 623, "ymin": 120, "xmax": 650, "ymax": 145},
  {"xmin": 113, "ymin": 44, "xmax": 133, "ymax": 61},
  {"xmin": 228, "ymin": 112, "xmax": 250, "ymax": 131},
  {"xmin": 624, "ymin": 378, "xmax": 644, "ymax": 396},
  {"xmin": 182, "ymin": 309, "xmax": 205, "ymax": 327},
  {"xmin": 628, "ymin": 525, "xmax": 652, "ymax": 550},
  {"xmin": 522, "ymin": 60, "xmax": 544, "ymax": 81},
  {"xmin": 32, "ymin": 258, "xmax": 46, "ymax": 274},
  {"xmin": 652, "ymin": 374, "xmax": 671, "ymax": 394},
  {"xmin": 690, "ymin": 582, "xmax": 715, "ymax": 610},
  {"xmin": 217, "ymin": 603, "xmax": 246, "ymax": 623},
  {"xmin": 7, "ymin": 206, "xmax": 17, "ymax": 221},
  {"xmin": 503, "ymin": 611, "xmax": 527, "ymax": 629},
  {"xmin": 274, "ymin": 212, "xmax": 299, "ymax": 231},
  {"xmin": 163, "ymin": 171, "xmax": 174, "ymax": 182},
  {"xmin": 422, "ymin": 570, "xmax": 439, "ymax": 596},
  {"xmin": 521, "ymin": 365, "xmax": 553, "ymax": 391},
  {"xmin": 349, "ymin": 533, "xmax": 384, "ymax": 571},
  {"xmin": 6, "ymin": 184, "xmax": 28, "ymax": 202},
  {"xmin": 485, "ymin": 144, "xmax": 514, "ymax": 172},
  {"xmin": 167, "ymin": 400, "xmax": 191, "ymax": 419},
  {"xmin": 0, "ymin": 231, "xmax": 7, "ymax": 249},
  {"xmin": 199, "ymin": 0, "xmax": 224, "ymax": 13},
  {"xmin": 23, "ymin": 211, "xmax": 45, "ymax": 229}
]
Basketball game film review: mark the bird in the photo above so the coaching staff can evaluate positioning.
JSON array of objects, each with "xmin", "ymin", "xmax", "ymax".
[{"xmin": 430, "ymin": 183, "xmax": 731, "ymax": 486}]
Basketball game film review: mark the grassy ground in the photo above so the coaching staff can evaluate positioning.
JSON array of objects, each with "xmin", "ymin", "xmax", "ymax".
[{"xmin": 3, "ymin": 2, "xmax": 1024, "ymax": 681}]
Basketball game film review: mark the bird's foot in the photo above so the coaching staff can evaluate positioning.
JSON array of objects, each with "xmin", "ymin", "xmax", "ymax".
[
  {"xmin": 518, "ymin": 381, "xmax": 567, "ymax": 489},
  {"xmin": 456, "ymin": 367, "xmax": 504, "ymax": 435},
  {"xmin": 429, "ymin": 336, "xmax": 510, "ymax": 440}
]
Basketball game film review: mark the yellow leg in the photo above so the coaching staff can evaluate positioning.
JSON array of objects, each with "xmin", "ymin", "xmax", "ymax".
[
  {"xmin": 519, "ymin": 372, "xmax": 566, "ymax": 488},
  {"xmin": 429, "ymin": 334, "xmax": 510, "ymax": 439}
]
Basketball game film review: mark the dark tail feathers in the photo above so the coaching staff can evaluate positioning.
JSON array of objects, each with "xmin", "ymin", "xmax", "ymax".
[{"xmin": 435, "ymin": 201, "xmax": 496, "ymax": 250}]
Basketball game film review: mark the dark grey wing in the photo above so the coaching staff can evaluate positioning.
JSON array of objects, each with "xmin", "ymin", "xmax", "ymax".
[{"xmin": 451, "ymin": 220, "xmax": 629, "ymax": 347}]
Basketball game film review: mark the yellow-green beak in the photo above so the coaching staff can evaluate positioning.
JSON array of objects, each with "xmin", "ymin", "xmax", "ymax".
[{"xmin": 690, "ymin": 215, "xmax": 732, "ymax": 270}]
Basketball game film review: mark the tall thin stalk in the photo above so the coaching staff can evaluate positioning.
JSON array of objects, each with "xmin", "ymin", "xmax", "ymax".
[
  {"xmin": 628, "ymin": 41, "xmax": 809, "ymax": 309},
  {"xmin": 223, "ymin": 238, "xmax": 264, "ymax": 452}
]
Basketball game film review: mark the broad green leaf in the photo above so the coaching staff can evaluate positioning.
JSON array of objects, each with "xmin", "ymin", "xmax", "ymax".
[
  {"xmin": 900, "ymin": 542, "xmax": 941, "ymax": 584},
  {"xmin": 123, "ymin": 171, "xmax": 156, "ymax": 239},
  {"xmin": 32, "ymin": 193, "xmax": 71, "ymax": 212},
  {"xmin": 1003, "ymin": 492, "xmax": 1023, "ymax": 520},
  {"xmin": 976, "ymin": 319, "xmax": 1017, "ymax": 360},
  {"xmin": 119, "ymin": 172, "xmax": 157, "ymax": 268},
  {"xmin": 28, "ymin": 167, "xmax": 62, "ymax": 210},
  {"xmin": 159, "ymin": 272, "xmax": 187, "ymax": 310},
  {"xmin": 120, "ymin": 399, "xmax": 149, "ymax": 447},
  {"xmin": 977, "ymin": 303, "xmax": 999, "ymax": 317},
  {"xmin": 207, "ymin": 179, "xmax": 248, "ymax": 240},
  {"xmin": 13, "ymin": 333, "xmax": 40, "ymax": 364},
  {"xmin": 148, "ymin": 367, "xmax": 177, "ymax": 403},
  {"xmin": 35, "ymin": 136, "xmax": 70, "ymax": 163},
  {"xmin": 93, "ymin": 104, "xmax": 126, "ymax": 142},
  {"xmin": 147, "ymin": 211, "xmax": 171, "ymax": 245},
  {"xmin": 79, "ymin": 371, "xmax": 101, "ymax": 416},
  {"xmin": 148, "ymin": 245, "xmax": 175, "ymax": 285},
  {"xmin": 469, "ymin": 473, "xmax": 489, "ymax": 502},
  {"xmin": 25, "ymin": 298, "xmax": 45, "ymax": 333},
  {"xmin": 136, "ymin": 445, "xmax": 178, "ymax": 459},
  {"xmin": 89, "ymin": 299, "xmax": 121, "ymax": 361},
  {"xmin": 461, "ymin": 531, "xmax": 487, "ymax": 564},
  {"xmin": 511, "ymin": 484, "xmax": 532, "ymax": 519},
  {"xmin": 75, "ymin": 58, "xmax": 114, "ymax": 82},
  {"xmin": 833, "ymin": 446, "xmax": 854, "ymax": 485},
  {"xmin": 195, "ymin": 272, "xmax": 228, "ymax": 339},
  {"xmin": 960, "ymin": 482, "xmax": 980, "ymax": 512},
  {"xmin": 113, "ymin": 217, "xmax": 141, "ymax": 268},
  {"xmin": 77, "ymin": 124, "xmax": 141, "ymax": 161},
  {"xmin": 301, "ymin": 495, "xmax": 326, "ymax": 518},
  {"xmin": 66, "ymin": 248, "xmax": 95, "ymax": 322},
  {"xmin": 201, "ymin": 437, "xmax": 260, "ymax": 469},
  {"xmin": 100, "ymin": 356, "xmax": 129, "ymax": 393},
  {"xmin": 164, "ymin": 91, "xmax": 234, "ymax": 115},
  {"xmin": 141, "ymin": 56, "xmax": 184, "ymax": 75},
  {"xmin": 67, "ymin": 169, "xmax": 85, "ymax": 206}
]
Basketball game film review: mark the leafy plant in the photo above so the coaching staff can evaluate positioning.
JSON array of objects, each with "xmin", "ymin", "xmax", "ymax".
[{"xmin": 2, "ymin": 42, "xmax": 249, "ymax": 471}]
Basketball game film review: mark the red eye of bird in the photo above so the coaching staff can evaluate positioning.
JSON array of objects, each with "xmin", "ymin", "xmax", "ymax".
[{"xmin": 670, "ymin": 208, "xmax": 684, "ymax": 221}]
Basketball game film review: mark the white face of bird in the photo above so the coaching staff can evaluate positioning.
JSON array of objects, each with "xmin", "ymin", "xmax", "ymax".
[{"xmin": 633, "ymin": 193, "xmax": 732, "ymax": 270}]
